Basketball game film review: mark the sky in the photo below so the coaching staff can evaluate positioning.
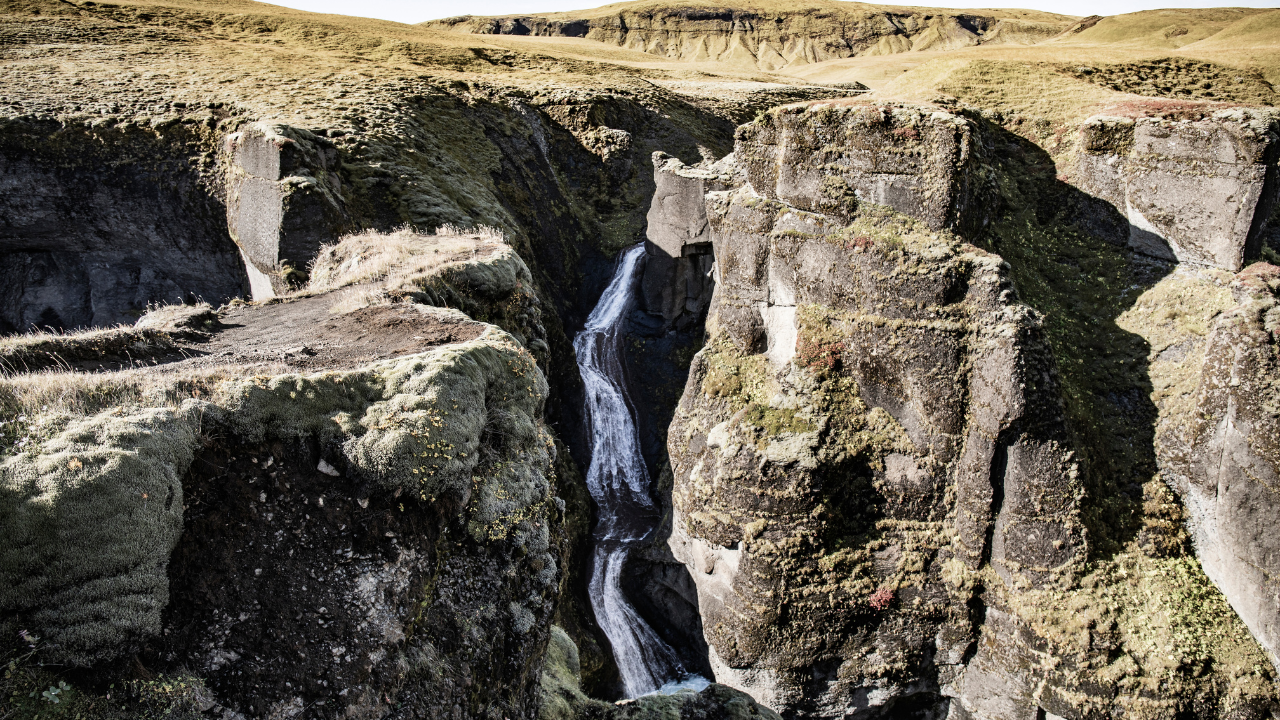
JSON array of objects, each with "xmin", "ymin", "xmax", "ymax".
[{"xmin": 263, "ymin": 0, "xmax": 1280, "ymax": 24}]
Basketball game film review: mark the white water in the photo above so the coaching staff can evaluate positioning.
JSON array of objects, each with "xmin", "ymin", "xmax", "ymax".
[{"xmin": 573, "ymin": 244, "xmax": 706, "ymax": 698}]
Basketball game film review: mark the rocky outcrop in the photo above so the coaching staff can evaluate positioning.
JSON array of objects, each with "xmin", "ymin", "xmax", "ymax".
[
  {"xmin": 0, "ymin": 233, "xmax": 566, "ymax": 718},
  {"xmin": 539, "ymin": 624, "xmax": 782, "ymax": 720},
  {"xmin": 1154, "ymin": 262, "xmax": 1280, "ymax": 670},
  {"xmin": 1073, "ymin": 109, "xmax": 1280, "ymax": 271},
  {"xmin": 738, "ymin": 102, "xmax": 995, "ymax": 236},
  {"xmin": 641, "ymin": 152, "xmax": 741, "ymax": 329},
  {"xmin": 226, "ymin": 123, "xmax": 352, "ymax": 298},
  {"xmin": 428, "ymin": 6, "xmax": 1071, "ymax": 72},
  {"xmin": 663, "ymin": 100, "xmax": 1280, "ymax": 718},
  {"xmin": 666, "ymin": 101, "xmax": 1085, "ymax": 716}
]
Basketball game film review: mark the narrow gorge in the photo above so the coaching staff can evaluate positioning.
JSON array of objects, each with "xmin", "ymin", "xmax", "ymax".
[
  {"xmin": 574, "ymin": 243, "xmax": 707, "ymax": 698},
  {"xmin": 4, "ymin": 2, "xmax": 1280, "ymax": 720}
]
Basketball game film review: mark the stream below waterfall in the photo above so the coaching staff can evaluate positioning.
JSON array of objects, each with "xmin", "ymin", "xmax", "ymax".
[{"xmin": 573, "ymin": 244, "xmax": 710, "ymax": 698}]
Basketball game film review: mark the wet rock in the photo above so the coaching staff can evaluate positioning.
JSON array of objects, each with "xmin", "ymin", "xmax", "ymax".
[{"xmin": 538, "ymin": 624, "xmax": 780, "ymax": 720}]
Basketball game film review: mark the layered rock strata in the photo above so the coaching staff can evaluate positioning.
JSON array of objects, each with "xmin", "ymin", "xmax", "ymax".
[{"xmin": 429, "ymin": 8, "xmax": 1071, "ymax": 72}]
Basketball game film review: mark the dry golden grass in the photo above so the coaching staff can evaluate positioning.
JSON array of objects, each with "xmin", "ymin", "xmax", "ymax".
[
  {"xmin": 305, "ymin": 225, "xmax": 506, "ymax": 295},
  {"xmin": 5, "ymin": 0, "xmax": 1273, "ymax": 137}
]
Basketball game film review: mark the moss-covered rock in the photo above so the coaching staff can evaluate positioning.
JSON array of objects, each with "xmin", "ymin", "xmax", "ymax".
[
  {"xmin": 0, "ymin": 404, "xmax": 199, "ymax": 665},
  {"xmin": 665, "ymin": 102, "xmax": 1279, "ymax": 718},
  {"xmin": 0, "ymin": 315, "xmax": 565, "ymax": 718}
]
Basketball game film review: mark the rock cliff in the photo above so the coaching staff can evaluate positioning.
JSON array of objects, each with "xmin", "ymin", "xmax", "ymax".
[
  {"xmin": 5, "ymin": 1, "xmax": 1280, "ymax": 718},
  {"xmin": 428, "ymin": 4, "xmax": 1072, "ymax": 72},
  {"xmin": 663, "ymin": 99, "xmax": 1280, "ymax": 718},
  {"xmin": 0, "ymin": 231, "xmax": 566, "ymax": 718},
  {"xmin": 1073, "ymin": 109, "xmax": 1280, "ymax": 271}
]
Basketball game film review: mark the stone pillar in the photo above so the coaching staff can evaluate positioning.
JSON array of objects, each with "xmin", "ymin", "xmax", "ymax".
[{"xmin": 225, "ymin": 123, "xmax": 349, "ymax": 298}]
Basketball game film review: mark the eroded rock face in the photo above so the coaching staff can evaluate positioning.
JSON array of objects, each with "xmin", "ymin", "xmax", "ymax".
[
  {"xmin": 664, "ymin": 100, "xmax": 1280, "ymax": 719},
  {"xmin": 641, "ymin": 151, "xmax": 741, "ymax": 328},
  {"xmin": 1157, "ymin": 263, "xmax": 1280, "ymax": 670},
  {"xmin": 428, "ymin": 9, "xmax": 1068, "ymax": 72},
  {"xmin": 666, "ymin": 103, "xmax": 1086, "ymax": 716},
  {"xmin": 1073, "ymin": 110, "xmax": 1280, "ymax": 271},
  {"xmin": 736, "ymin": 102, "xmax": 994, "ymax": 236},
  {"xmin": 0, "ymin": 118, "xmax": 248, "ymax": 332},
  {"xmin": 0, "ymin": 230, "xmax": 574, "ymax": 718},
  {"xmin": 226, "ymin": 123, "xmax": 352, "ymax": 298}
]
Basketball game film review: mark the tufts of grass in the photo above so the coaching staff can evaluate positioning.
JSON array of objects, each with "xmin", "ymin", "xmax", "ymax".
[{"xmin": 305, "ymin": 225, "xmax": 506, "ymax": 295}]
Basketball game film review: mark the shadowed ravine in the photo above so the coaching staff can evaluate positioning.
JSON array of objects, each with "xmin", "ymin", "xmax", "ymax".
[{"xmin": 573, "ymin": 244, "xmax": 709, "ymax": 698}]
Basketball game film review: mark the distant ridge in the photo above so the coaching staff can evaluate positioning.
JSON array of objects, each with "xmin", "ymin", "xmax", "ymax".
[{"xmin": 424, "ymin": 1, "xmax": 1079, "ymax": 71}]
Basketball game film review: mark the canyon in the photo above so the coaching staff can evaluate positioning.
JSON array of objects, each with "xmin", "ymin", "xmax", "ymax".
[{"xmin": 2, "ymin": 1, "xmax": 1280, "ymax": 719}]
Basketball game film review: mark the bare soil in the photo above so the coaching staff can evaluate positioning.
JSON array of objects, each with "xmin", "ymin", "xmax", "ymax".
[
  {"xmin": 28, "ymin": 298, "xmax": 487, "ymax": 376},
  {"xmin": 178, "ymin": 299, "xmax": 486, "ymax": 372}
]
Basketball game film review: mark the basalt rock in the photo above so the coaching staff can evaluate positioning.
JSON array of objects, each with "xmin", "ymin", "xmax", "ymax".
[
  {"xmin": 1157, "ymin": 262, "xmax": 1280, "ymax": 670},
  {"xmin": 0, "ymin": 238, "xmax": 564, "ymax": 719},
  {"xmin": 641, "ymin": 151, "xmax": 741, "ymax": 328},
  {"xmin": 667, "ymin": 101, "xmax": 1085, "ymax": 716},
  {"xmin": 664, "ymin": 100, "xmax": 1280, "ymax": 719},
  {"xmin": 1073, "ymin": 109, "xmax": 1280, "ymax": 271},
  {"xmin": 225, "ymin": 123, "xmax": 352, "ymax": 298},
  {"xmin": 736, "ymin": 102, "xmax": 996, "ymax": 236}
]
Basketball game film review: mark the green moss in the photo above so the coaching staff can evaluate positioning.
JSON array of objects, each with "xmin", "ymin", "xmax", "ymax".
[
  {"xmin": 1, "ymin": 326, "xmax": 553, "ymax": 665},
  {"xmin": 699, "ymin": 337, "xmax": 774, "ymax": 408},
  {"xmin": 982, "ymin": 137, "xmax": 1153, "ymax": 559},
  {"xmin": 537, "ymin": 625, "xmax": 610, "ymax": 720},
  {"xmin": 0, "ymin": 640, "xmax": 208, "ymax": 720},
  {"xmin": 998, "ymin": 549, "xmax": 1276, "ymax": 716},
  {"xmin": 827, "ymin": 203, "xmax": 959, "ymax": 259},
  {"xmin": 741, "ymin": 404, "xmax": 814, "ymax": 436},
  {"xmin": 0, "ymin": 405, "xmax": 199, "ymax": 666}
]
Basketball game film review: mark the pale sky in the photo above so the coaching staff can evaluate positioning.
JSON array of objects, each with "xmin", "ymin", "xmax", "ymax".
[{"xmin": 262, "ymin": 0, "xmax": 1280, "ymax": 24}]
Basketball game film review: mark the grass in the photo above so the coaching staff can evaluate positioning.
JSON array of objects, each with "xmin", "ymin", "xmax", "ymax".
[{"xmin": 305, "ymin": 225, "xmax": 506, "ymax": 295}]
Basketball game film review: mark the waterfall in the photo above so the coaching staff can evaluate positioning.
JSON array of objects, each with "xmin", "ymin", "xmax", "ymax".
[{"xmin": 573, "ymin": 243, "xmax": 709, "ymax": 698}]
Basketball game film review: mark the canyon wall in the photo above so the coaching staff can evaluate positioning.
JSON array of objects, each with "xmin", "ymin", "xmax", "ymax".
[
  {"xmin": 662, "ymin": 100, "xmax": 1280, "ymax": 718},
  {"xmin": 1074, "ymin": 110, "xmax": 1280, "ymax": 271},
  {"xmin": 0, "ymin": 117, "xmax": 247, "ymax": 332}
]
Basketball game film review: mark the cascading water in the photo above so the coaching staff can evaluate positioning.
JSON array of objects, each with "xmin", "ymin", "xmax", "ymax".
[{"xmin": 574, "ymin": 243, "xmax": 710, "ymax": 698}]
